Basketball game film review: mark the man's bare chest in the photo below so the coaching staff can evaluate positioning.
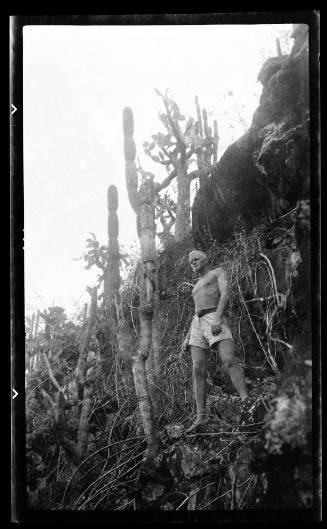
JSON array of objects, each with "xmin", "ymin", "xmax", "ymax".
[{"xmin": 192, "ymin": 272, "xmax": 218, "ymax": 297}]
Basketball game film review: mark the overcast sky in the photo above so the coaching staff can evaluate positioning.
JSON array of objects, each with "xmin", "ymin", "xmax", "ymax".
[{"xmin": 23, "ymin": 23, "xmax": 293, "ymax": 319}]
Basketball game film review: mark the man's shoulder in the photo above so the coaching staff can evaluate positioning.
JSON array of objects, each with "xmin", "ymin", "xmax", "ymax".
[{"xmin": 212, "ymin": 267, "xmax": 227, "ymax": 277}]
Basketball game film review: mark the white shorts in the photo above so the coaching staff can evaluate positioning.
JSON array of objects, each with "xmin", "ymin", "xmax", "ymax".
[{"xmin": 189, "ymin": 312, "xmax": 233, "ymax": 349}]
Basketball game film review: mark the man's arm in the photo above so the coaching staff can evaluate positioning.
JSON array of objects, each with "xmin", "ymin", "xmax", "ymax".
[
  {"xmin": 182, "ymin": 324, "xmax": 192, "ymax": 351},
  {"xmin": 212, "ymin": 268, "xmax": 230, "ymax": 334},
  {"xmin": 215, "ymin": 268, "xmax": 230, "ymax": 319}
]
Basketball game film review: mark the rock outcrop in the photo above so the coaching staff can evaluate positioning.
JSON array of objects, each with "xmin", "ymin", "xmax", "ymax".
[
  {"xmin": 127, "ymin": 386, "xmax": 274, "ymax": 511},
  {"xmin": 192, "ymin": 24, "xmax": 309, "ymax": 249},
  {"xmin": 189, "ymin": 23, "xmax": 316, "ymax": 512}
]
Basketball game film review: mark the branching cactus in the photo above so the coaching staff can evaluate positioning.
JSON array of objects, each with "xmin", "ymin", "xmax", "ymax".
[
  {"xmin": 123, "ymin": 106, "xmax": 160, "ymax": 459},
  {"xmin": 194, "ymin": 95, "xmax": 219, "ymax": 181},
  {"xmin": 140, "ymin": 90, "xmax": 219, "ymax": 241}
]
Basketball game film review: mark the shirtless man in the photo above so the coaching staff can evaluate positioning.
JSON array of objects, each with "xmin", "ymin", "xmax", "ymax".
[{"xmin": 182, "ymin": 250, "xmax": 248, "ymax": 432}]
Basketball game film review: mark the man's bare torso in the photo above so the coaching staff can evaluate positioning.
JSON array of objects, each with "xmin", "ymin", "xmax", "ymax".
[{"xmin": 192, "ymin": 268, "xmax": 222, "ymax": 314}]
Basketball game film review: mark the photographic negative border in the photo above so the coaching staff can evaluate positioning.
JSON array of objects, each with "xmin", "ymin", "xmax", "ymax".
[{"xmin": 10, "ymin": 10, "xmax": 321, "ymax": 524}]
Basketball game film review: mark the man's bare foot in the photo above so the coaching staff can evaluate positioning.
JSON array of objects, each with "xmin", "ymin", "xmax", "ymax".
[{"xmin": 186, "ymin": 418, "xmax": 209, "ymax": 433}]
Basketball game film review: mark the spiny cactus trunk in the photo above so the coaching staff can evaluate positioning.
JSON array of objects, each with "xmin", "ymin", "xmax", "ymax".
[
  {"xmin": 175, "ymin": 166, "xmax": 191, "ymax": 242},
  {"xmin": 105, "ymin": 185, "xmax": 121, "ymax": 330},
  {"xmin": 132, "ymin": 311, "xmax": 159, "ymax": 458},
  {"xmin": 75, "ymin": 287, "xmax": 98, "ymax": 459},
  {"xmin": 83, "ymin": 303, "xmax": 88, "ymax": 325},
  {"xmin": 138, "ymin": 186, "xmax": 161, "ymax": 377},
  {"xmin": 195, "ymin": 95, "xmax": 205, "ymax": 177},
  {"xmin": 195, "ymin": 96, "xmax": 218, "ymax": 185},
  {"xmin": 123, "ymin": 107, "xmax": 160, "ymax": 458},
  {"xmin": 137, "ymin": 180, "xmax": 160, "ymax": 452},
  {"xmin": 75, "ymin": 287, "xmax": 97, "ymax": 396},
  {"xmin": 29, "ymin": 312, "xmax": 35, "ymax": 339},
  {"xmin": 202, "ymin": 107, "xmax": 210, "ymax": 166},
  {"xmin": 107, "ymin": 186, "xmax": 134, "ymax": 362},
  {"xmin": 152, "ymin": 279, "xmax": 161, "ymax": 378},
  {"xmin": 123, "ymin": 108, "xmax": 140, "ymax": 215},
  {"xmin": 77, "ymin": 392, "xmax": 93, "ymax": 459},
  {"xmin": 146, "ymin": 268, "xmax": 161, "ymax": 398},
  {"xmin": 33, "ymin": 310, "xmax": 40, "ymax": 338}
]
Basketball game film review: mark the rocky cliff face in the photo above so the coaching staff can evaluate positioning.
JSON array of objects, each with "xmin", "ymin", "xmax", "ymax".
[
  {"xmin": 186, "ymin": 23, "xmax": 315, "ymax": 512},
  {"xmin": 192, "ymin": 24, "xmax": 309, "ymax": 249}
]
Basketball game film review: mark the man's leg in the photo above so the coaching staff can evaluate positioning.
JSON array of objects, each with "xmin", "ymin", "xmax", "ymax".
[
  {"xmin": 217, "ymin": 339, "xmax": 248, "ymax": 401},
  {"xmin": 187, "ymin": 346, "xmax": 208, "ymax": 431}
]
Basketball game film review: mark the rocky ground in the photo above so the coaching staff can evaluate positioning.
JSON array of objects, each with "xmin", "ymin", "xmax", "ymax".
[{"xmin": 112, "ymin": 375, "xmax": 278, "ymax": 511}]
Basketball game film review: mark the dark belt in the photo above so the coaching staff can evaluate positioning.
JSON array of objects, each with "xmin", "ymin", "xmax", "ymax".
[{"xmin": 197, "ymin": 307, "xmax": 217, "ymax": 318}]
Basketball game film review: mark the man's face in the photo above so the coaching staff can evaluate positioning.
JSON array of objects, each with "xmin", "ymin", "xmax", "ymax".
[{"xmin": 190, "ymin": 255, "xmax": 207, "ymax": 273}]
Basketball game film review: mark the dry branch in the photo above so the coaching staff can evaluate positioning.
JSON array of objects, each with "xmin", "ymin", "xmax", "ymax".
[{"xmin": 236, "ymin": 267, "xmax": 280, "ymax": 375}]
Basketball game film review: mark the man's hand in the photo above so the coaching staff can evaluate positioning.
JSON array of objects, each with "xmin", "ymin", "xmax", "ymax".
[
  {"xmin": 211, "ymin": 318, "xmax": 222, "ymax": 335},
  {"xmin": 182, "ymin": 337, "xmax": 190, "ymax": 352}
]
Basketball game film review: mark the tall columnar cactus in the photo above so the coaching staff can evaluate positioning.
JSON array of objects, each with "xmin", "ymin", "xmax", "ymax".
[
  {"xmin": 124, "ymin": 109, "xmax": 140, "ymax": 215},
  {"xmin": 83, "ymin": 303, "xmax": 88, "ymax": 325},
  {"xmin": 105, "ymin": 185, "xmax": 121, "ymax": 326},
  {"xmin": 34, "ymin": 310, "xmax": 40, "ymax": 338},
  {"xmin": 195, "ymin": 95, "xmax": 205, "ymax": 174},
  {"xmin": 29, "ymin": 312, "xmax": 35, "ymax": 339},
  {"xmin": 123, "ymin": 106, "xmax": 160, "ymax": 459}
]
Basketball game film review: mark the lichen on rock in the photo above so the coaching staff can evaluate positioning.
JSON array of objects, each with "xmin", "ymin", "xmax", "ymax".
[{"xmin": 264, "ymin": 385, "xmax": 309, "ymax": 455}]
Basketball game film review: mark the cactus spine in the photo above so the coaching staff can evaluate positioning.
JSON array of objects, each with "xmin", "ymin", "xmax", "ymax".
[{"xmin": 123, "ymin": 106, "xmax": 159, "ymax": 459}]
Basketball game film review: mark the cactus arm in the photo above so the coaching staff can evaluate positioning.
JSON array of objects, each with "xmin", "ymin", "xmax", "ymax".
[
  {"xmin": 155, "ymin": 168, "xmax": 177, "ymax": 192},
  {"xmin": 123, "ymin": 107, "xmax": 140, "ymax": 215},
  {"xmin": 188, "ymin": 167, "xmax": 212, "ymax": 181},
  {"xmin": 202, "ymin": 108, "xmax": 210, "ymax": 139},
  {"xmin": 161, "ymin": 94, "xmax": 185, "ymax": 154},
  {"xmin": 194, "ymin": 96, "xmax": 205, "ymax": 174},
  {"xmin": 186, "ymin": 146, "xmax": 197, "ymax": 159}
]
